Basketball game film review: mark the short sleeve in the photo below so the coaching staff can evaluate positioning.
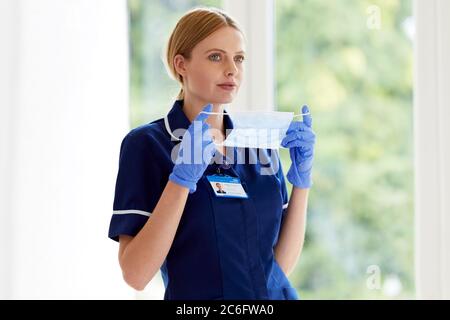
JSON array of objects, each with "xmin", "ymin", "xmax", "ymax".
[{"xmin": 108, "ymin": 132, "xmax": 165, "ymax": 242}]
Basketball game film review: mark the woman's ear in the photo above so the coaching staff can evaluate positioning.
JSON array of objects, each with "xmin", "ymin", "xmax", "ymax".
[{"xmin": 173, "ymin": 54, "xmax": 187, "ymax": 78}]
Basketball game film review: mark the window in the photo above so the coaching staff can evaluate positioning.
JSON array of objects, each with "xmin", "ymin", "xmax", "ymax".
[
  {"xmin": 128, "ymin": 0, "xmax": 414, "ymax": 299},
  {"xmin": 275, "ymin": 0, "xmax": 414, "ymax": 299}
]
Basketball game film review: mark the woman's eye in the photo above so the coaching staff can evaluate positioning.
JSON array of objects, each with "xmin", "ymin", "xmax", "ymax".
[
  {"xmin": 235, "ymin": 55, "xmax": 245, "ymax": 63},
  {"xmin": 209, "ymin": 53, "xmax": 245, "ymax": 63},
  {"xmin": 209, "ymin": 54, "xmax": 221, "ymax": 62}
]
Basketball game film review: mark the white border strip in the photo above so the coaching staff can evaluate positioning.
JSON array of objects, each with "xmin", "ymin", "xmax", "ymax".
[
  {"xmin": 415, "ymin": 0, "xmax": 450, "ymax": 299},
  {"xmin": 113, "ymin": 209, "xmax": 151, "ymax": 217}
]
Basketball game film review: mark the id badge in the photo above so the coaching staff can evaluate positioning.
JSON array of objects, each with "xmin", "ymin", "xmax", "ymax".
[{"xmin": 206, "ymin": 174, "xmax": 249, "ymax": 199}]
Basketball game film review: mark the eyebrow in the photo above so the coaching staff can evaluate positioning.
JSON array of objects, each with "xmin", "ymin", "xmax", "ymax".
[{"xmin": 204, "ymin": 48, "xmax": 246, "ymax": 54}]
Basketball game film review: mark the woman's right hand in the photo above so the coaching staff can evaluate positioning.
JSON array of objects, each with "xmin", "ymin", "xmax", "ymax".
[{"xmin": 169, "ymin": 104, "xmax": 216, "ymax": 193}]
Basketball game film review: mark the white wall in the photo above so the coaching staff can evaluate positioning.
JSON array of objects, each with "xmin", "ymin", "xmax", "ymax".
[
  {"xmin": 0, "ymin": 0, "xmax": 18, "ymax": 299},
  {"xmin": 414, "ymin": 0, "xmax": 450, "ymax": 299},
  {"xmin": 0, "ymin": 0, "xmax": 132, "ymax": 299}
]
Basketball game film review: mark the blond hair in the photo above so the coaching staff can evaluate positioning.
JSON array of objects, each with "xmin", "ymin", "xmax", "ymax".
[{"xmin": 165, "ymin": 7, "xmax": 243, "ymax": 100}]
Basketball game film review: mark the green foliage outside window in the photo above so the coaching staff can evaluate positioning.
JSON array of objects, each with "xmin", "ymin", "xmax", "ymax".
[{"xmin": 276, "ymin": 0, "xmax": 413, "ymax": 299}]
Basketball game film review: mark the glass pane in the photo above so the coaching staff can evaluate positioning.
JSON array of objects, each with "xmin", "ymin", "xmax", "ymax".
[
  {"xmin": 128, "ymin": 0, "xmax": 222, "ymax": 128},
  {"xmin": 276, "ymin": 0, "xmax": 414, "ymax": 299}
]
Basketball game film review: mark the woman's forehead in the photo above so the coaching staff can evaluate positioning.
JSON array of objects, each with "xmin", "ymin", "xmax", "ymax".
[{"xmin": 195, "ymin": 27, "xmax": 245, "ymax": 53}]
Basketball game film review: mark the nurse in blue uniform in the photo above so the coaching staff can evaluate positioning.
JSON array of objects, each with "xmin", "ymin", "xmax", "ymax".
[{"xmin": 108, "ymin": 7, "xmax": 316, "ymax": 300}]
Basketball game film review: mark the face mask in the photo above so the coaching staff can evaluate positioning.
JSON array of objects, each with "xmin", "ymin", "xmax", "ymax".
[{"xmin": 201, "ymin": 110, "xmax": 309, "ymax": 149}]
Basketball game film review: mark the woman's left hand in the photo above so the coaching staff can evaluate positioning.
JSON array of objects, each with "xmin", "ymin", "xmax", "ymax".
[{"xmin": 281, "ymin": 105, "xmax": 316, "ymax": 189}]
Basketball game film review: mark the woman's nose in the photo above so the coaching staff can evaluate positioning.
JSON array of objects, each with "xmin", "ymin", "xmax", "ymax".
[{"xmin": 225, "ymin": 60, "xmax": 238, "ymax": 76}]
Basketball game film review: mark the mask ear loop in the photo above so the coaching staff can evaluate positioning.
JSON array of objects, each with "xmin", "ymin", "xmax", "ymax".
[
  {"xmin": 200, "ymin": 111, "xmax": 225, "ymax": 116},
  {"xmin": 201, "ymin": 111, "xmax": 311, "ymax": 116},
  {"xmin": 293, "ymin": 111, "xmax": 311, "ymax": 118}
]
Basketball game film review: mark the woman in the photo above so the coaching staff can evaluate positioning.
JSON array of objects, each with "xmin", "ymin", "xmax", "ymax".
[{"xmin": 108, "ymin": 7, "xmax": 316, "ymax": 300}]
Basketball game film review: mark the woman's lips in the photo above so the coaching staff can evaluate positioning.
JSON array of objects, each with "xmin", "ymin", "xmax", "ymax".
[{"xmin": 217, "ymin": 84, "xmax": 236, "ymax": 91}]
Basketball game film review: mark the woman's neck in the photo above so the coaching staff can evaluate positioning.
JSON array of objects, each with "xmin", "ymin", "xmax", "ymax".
[{"xmin": 182, "ymin": 94, "xmax": 225, "ymax": 134}]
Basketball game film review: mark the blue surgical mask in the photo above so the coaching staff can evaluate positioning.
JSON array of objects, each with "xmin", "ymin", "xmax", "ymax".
[{"xmin": 201, "ymin": 110, "xmax": 309, "ymax": 149}]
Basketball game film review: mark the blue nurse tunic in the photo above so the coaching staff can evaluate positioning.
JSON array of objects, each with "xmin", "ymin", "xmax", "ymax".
[{"xmin": 108, "ymin": 100, "xmax": 299, "ymax": 300}]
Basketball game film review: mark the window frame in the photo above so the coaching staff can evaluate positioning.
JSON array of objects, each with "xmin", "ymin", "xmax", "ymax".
[
  {"xmin": 223, "ymin": 0, "xmax": 275, "ymax": 111},
  {"xmin": 414, "ymin": 0, "xmax": 450, "ymax": 299}
]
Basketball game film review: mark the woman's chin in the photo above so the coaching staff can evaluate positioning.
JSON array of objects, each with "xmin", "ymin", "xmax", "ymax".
[{"xmin": 214, "ymin": 93, "xmax": 236, "ymax": 105}]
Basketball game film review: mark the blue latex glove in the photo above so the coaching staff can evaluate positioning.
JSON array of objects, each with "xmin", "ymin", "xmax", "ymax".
[
  {"xmin": 169, "ymin": 104, "xmax": 216, "ymax": 193},
  {"xmin": 281, "ymin": 105, "xmax": 316, "ymax": 189}
]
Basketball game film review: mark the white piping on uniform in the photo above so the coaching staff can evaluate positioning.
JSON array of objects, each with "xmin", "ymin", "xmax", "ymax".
[
  {"xmin": 282, "ymin": 203, "xmax": 289, "ymax": 209},
  {"xmin": 164, "ymin": 115, "xmax": 182, "ymax": 142},
  {"xmin": 113, "ymin": 209, "xmax": 151, "ymax": 217}
]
